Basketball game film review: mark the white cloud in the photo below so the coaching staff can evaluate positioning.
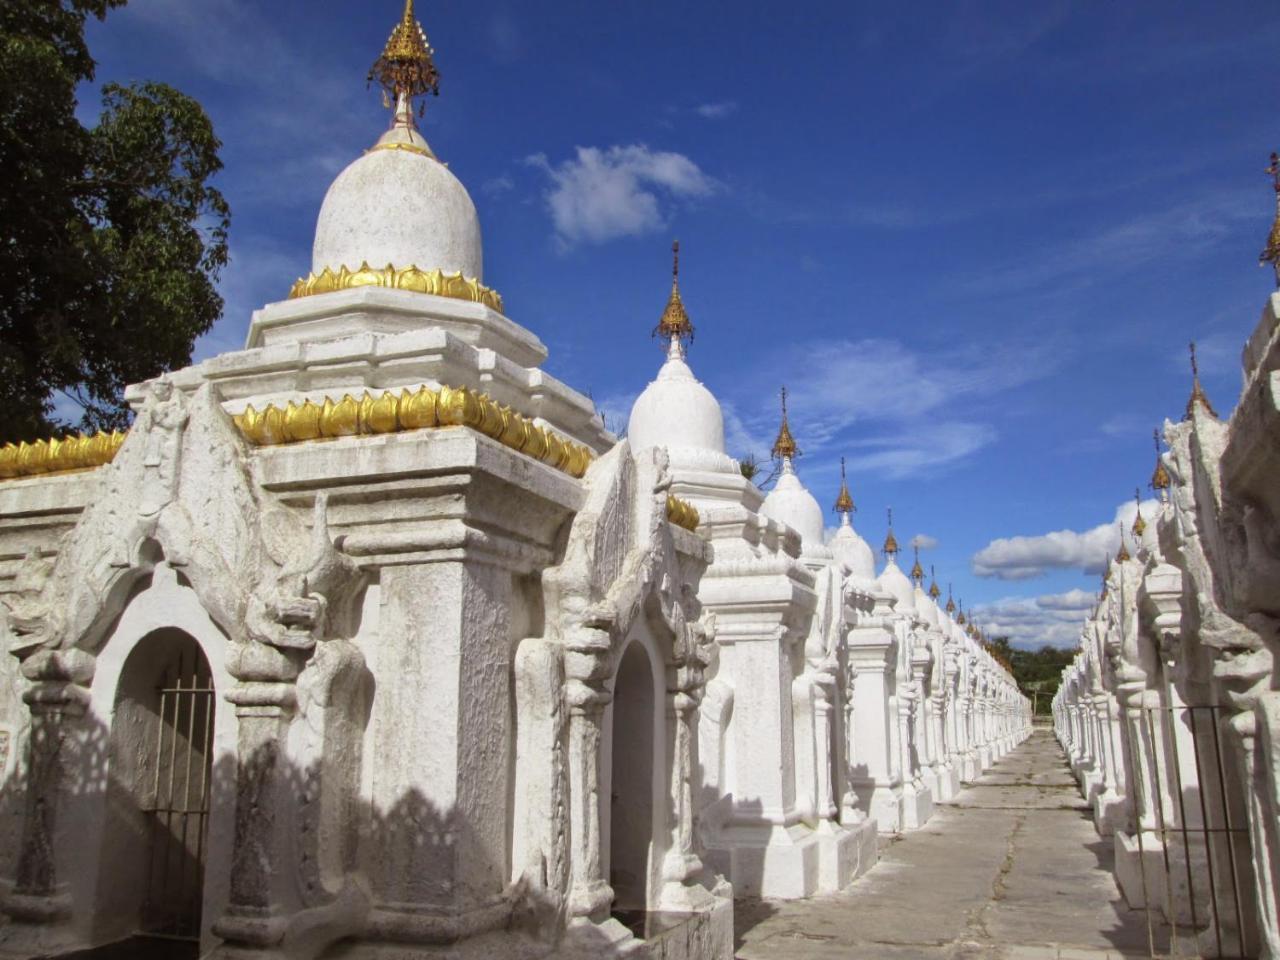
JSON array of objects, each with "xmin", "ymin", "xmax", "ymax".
[
  {"xmin": 960, "ymin": 190, "xmax": 1256, "ymax": 297},
  {"xmin": 1099, "ymin": 412, "xmax": 1149, "ymax": 440},
  {"xmin": 526, "ymin": 145, "xmax": 717, "ymax": 247},
  {"xmin": 482, "ymin": 174, "xmax": 515, "ymax": 197},
  {"xmin": 971, "ymin": 497, "xmax": 1159, "ymax": 580},
  {"xmin": 695, "ymin": 101, "xmax": 738, "ymax": 119},
  {"xmin": 971, "ymin": 588, "xmax": 1096, "ymax": 650},
  {"xmin": 911, "ymin": 534, "xmax": 939, "ymax": 550},
  {"xmin": 722, "ymin": 336, "xmax": 1058, "ymax": 477}
]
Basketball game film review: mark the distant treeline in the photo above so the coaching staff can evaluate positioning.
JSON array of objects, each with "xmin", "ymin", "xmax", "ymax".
[{"xmin": 987, "ymin": 637, "xmax": 1074, "ymax": 715}]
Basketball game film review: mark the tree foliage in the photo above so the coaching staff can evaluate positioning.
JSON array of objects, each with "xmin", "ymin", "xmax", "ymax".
[
  {"xmin": 0, "ymin": 0, "xmax": 229, "ymax": 441},
  {"xmin": 987, "ymin": 636, "xmax": 1076, "ymax": 715}
]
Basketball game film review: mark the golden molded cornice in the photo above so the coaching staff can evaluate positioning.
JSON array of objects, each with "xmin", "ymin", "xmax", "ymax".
[
  {"xmin": 665, "ymin": 494, "xmax": 701, "ymax": 532},
  {"xmin": 0, "ymin": 430, "xmax": 127, "ymax": 480},
  {"xmin": 288, "ymin": 263, "xmax": 504, "ymax": 313},
  {"xmin": 232, "ymin": 384, "xmax": 594, "ymax": 479}
]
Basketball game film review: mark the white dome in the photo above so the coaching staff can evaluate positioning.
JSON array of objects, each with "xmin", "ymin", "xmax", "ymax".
[
  {"xmin": 831, "ymin": 516, "xmax": 876, "ymax": 580},
  {"xmin": 312, "ymin": 123, "xmax": 483, "ymax": 281},
  {"xmin": 879, "ymin": 558, "xmax": 916, "ymax": 614},
  {"xmin": 915, "ymin": 586, "xmax": 940, "ymax": 626},
  {"xmin": 628, "ymin": 344, "xmax": 726, "ymax": 458},
  {"xmin": 762, "ymin": 461, "xmax": 826, "ymax": 553}
]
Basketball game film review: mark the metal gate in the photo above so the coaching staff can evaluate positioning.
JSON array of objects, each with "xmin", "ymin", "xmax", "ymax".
[
  {"xmin": 142, "ymin": 646, "xmax": 216, "ymax": 941},
  {"xmin": 1124, "ymin": 703, "xmax": 1256, "ymax": 959}
]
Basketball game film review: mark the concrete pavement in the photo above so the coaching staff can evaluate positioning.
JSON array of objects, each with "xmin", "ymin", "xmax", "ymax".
[{"xmin": 734, "ymin": 726, "xmax": 1156, "ymax": 959}]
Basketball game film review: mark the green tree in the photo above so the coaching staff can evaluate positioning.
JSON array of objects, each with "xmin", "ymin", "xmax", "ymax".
[{"xmin": 0, "ymin": 0, "xmax": 229, "ymax": 441}]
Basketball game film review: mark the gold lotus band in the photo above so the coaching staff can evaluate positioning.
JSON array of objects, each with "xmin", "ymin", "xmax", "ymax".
[
  {"xmin": 0, "ymin": 430, "xmax": 127, "ymax": 480},
  {"xmin": 232, "ymin": 384, "xmax": 595, "ymax": 480},
  {"xmin": 665, "ymin": 494, "xmax": 701, "ymax": 532},
  {"xmin": 288, "ymin": 263, "xmax": 503, "ymax": 313}
]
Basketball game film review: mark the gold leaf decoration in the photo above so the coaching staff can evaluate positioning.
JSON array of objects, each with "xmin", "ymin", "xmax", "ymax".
[
  {"xmin": 288, "ymin": 262, "xmax": 504, "ymax": 313},
  {"xmin": 228, "ymin": 384, "xmax": 595, "ymax": 480},
  {"xmin": 666, "ymin": 494, "xmax": 701, "ymax": 532},
  {"xmin": 0, "ymin": 430, "xmax": 126, "ymax": 481}
]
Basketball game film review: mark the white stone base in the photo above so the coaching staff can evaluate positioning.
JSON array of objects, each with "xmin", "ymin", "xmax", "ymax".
[
  {"xmin": 702, "ymin": 821, "xmax": 822, "ymax": 899},
  {"xmin": 1114, "ymin": 830, "xmax": 1167, "ymax": 911},
  {"xmin": 935, "ymin": 764, "xmax": 963, "ymax": 803},
  {"xmin": 900, "ymin": 781, "xmax": 935, "ymax": 831},
  {"xmin": 861, "ymin": 781, "xmax": 904, "ymax": 834},
  {"xmin": 814, "ymin": 817, "xmax": 878, "ymax": 892},
  {"xmin": 1092, "ymin": 790, "xmax": 1125, "ymax": 837}
]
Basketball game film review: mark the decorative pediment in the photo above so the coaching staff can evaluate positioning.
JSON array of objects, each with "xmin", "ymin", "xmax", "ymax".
[{"xmin": 2, "ymin": 381, "xmax": 363, "ymax": 684}]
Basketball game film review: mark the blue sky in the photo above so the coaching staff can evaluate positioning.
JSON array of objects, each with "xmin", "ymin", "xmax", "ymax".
[{"xmin": 81, "ymin": 0, "xmax": 1280, "ymax": 648}]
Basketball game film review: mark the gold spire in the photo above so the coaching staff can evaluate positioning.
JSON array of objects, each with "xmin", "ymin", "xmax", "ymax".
[
  {"xmin": 1131, "ymin": 487, "xmax": 1146, "ymax": 538},
  {"xmin": 653, "ymin": 240, "xmax": 695, "ymax": 345},
  {"xmin": 928, "ymin": 565, "xmax": 941, "ymax": 599},
  {"xmin": 882, "ymin": 507, "xmax": 899, "ymax": 558},
  {"xmin": 369, "ymin": 0, "xmax": 440, "ymax": 115},
  {"xmin": 1150, "ymin": 428, "xmax": 1170, "ymax": 494},
  {"xmin": 909, "ymin": 544, "xmax": 924, "ymax": 584},
  {"xmin": 1261, "ymin": 151, "xmax": 1280, "ymax": 288},
  {"xmin": 771, "ymin": 386, "xmax": 800, "ymax": 461},
  {"xmin": 833, "ymin": 456, "xmax": 855, "ymax": 514},
  {"xmin": 956, "ymin": 600, "xmax": 966, "ymax": 626},
  {"xmin": 1184, "ymin": 341, "xmax": 1218, "ymax": 420},
  {"xmin": 945, "ymin": 585, "xmax": 956, "ymax": 614},
  {"xmin": 1116, "ymin": 523, "xmax": 1131, "ymax": 563}
]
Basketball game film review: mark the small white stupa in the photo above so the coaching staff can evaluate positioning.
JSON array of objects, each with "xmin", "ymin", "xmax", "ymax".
[
  {"xmin": 829, "ymin": 457, "xmax": 876, "ymax": 581},
  {"xmin": 627, "ymin": 242, "xmax": 738, "ymax": 474},
  {"xmin": 761, "ymin": 388, "xmax": 829, "ymax": 558},
  {"xmin": 877, "ymin": 508, "xmax": 915, "ymax": 615}
]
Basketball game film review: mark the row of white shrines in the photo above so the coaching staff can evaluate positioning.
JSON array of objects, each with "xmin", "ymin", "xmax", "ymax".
[
  {"xmin": 1054, "ymin": 292, "xmax": 1280, "ymax": 959},
  {"xmin": 0, "ymin": 9, "xmax": 1029, "ymax": 959}
]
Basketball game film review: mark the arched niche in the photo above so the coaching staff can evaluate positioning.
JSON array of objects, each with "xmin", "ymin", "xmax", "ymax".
[
  {"xmin": 601, "ymin": 628, "xmax": 668, "ymax": 917},
  {"xmin": 74, "ymin": 563, "xmax": 238, "ymax": 956}
]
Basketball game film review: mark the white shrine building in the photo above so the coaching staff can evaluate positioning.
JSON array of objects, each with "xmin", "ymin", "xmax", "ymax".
[{"xmin": 0, "ymin": 4, "xmax": 1030, "ymax": 958}]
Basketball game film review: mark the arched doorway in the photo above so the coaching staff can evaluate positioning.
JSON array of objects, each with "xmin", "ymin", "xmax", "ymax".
[
  {"xmin": 108, "ymin": 629, "xmax": 216, "ymax": 947},
  {"xmin": 608, "ymin": 639, "xmax": 658, "ymax": 914}
]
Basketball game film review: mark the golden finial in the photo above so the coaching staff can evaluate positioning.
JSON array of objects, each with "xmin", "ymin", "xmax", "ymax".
[
  {"xmin": 956, "ymin": 600, "xmax": 966, "ymax": 626},
  {"xmin": 1116, "ymin": 523, "xmax": 1131, "ymax": 563},
  {"xmin": 909, "ymin": 544, "xmax": 924, "ymax": 584},
  {"xmin": 1150, "ymin": 428, "xmax": 1170, "ymax": 495},
  {"xmin": 882, "ymin": 507, "xmax": 899, "ymax": 558},
  {"xmin": 928, "ymin": 565, "xmax": 941, "ymax": 599},
  {"xmin": 653, "ymin": 240, "xmax": 695, "ymax": 346},
  {"xmin": 945, "ymin": 584, "xmax": 956, "ymax": 614},
  {"xmin": 771, "ymin": 387, "xmax": 800, "ymax": 461},
  {"xmin": 833, "ymin": 456, "xmax": 855, "ymax": 515},
  {"xmin": 369, "ymin": 0, "xmax": 440, "ymax": 116},
  {"xmin": 1131, "ymin": 487, "xmax": 1146, "ymax": 538},
  {"xmin": 1184, "ymin": 341, "xmax": 1218, "ymax": 420},
  {"xmin": 1261, "ymin": 152, "xmax": 1280, "ymax": 288}
]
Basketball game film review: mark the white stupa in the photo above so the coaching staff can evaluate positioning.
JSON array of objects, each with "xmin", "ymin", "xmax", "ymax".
[
  {"xmin": 877, "ymin": 510, "xmax": 916, "ymax": 614},
  {"xmin": 627, "ymin": 243, "xmax": 737, "ymax": 474},
  {"xmin": 760, "ymin": 388, "xmax": 829, "ymax": 558},
  {"xmin": 829, "ymin": 456, "xmax": 877, "ymax": 581},
  {"xmin": 310, "ymin": 7, "xmax": 482, "ymax": 284}
]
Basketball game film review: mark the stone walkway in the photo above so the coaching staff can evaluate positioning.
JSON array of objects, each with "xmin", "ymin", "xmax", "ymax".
[{"xmin": 735, "ymin": 727, "xmax": 1156, "ymax": 960}]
